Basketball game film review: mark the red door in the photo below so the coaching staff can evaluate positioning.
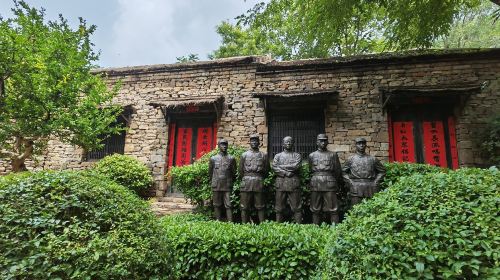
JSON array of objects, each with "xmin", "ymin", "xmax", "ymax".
[{"xmin": 388, "ymin": 105, "xmax": 459, "ymax": 169}]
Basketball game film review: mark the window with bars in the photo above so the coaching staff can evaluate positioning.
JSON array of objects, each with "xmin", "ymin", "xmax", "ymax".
[
  {"xmin": 85, "ymin": 108, "xmax": 131, "ymax": 161},
  {"xmin": 268, "ymin": 109, "xmax": 325, "ymax": 159}
]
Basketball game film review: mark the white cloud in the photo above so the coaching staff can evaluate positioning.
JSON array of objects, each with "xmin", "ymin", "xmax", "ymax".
[{"xmin": 108, "ymin": 0, "xmax": 263, "ymax": 67}]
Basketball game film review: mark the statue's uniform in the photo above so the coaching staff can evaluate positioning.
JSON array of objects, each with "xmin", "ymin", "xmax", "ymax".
[
  {"xmin": 308, "ymin": 150, "xmax": 342, "ymax": 219},
  {"xmin": 342, "ymin": 153, "xmax": 386, "ymax": 202},
  {"xmin": 209, "ymin": 153, "xmax": 236, "ymax": 210},
  {"xmin": 239, "ymin": 150, "xmax": 268, "ymax": 222},
  {"xmin": 272, "ymin": 151, "xmax": 302, "ymax": 223}
]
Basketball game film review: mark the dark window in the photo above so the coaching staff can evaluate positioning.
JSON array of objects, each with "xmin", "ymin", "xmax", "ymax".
[
  {"xmin": 268, "ymin": 109, "xmax": 325, "ymax": 159},
  {"xmin": 85, "ymin": 109, "xmax": 131, "ymax": 160}
]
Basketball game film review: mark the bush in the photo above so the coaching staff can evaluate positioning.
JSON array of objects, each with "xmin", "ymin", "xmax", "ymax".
[
  {"xmin": 318, "ymin": 168, "xmax": 500, "ymax": 279},
  {"xmin": 0, "ymin": 171, "xmax": 171, "ymax": 279},
  {"xmin": 92, "ymin": 154, "xmax": 153, "ymax": 196},
  {"xmin": 381, "ymin": 162, "xmax": 446, "ymax": 190},
  {"xmin": 480, "ymin": 114, "xmax": 500, "ymax": 166},
  {"xmin": 161, "ymin": 215, "xmax": 332, "ymax": 279}
]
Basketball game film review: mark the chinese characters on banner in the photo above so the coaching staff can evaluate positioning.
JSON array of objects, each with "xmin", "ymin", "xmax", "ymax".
[
  {"xmin": 196, "ymin": 127, "xmax": 213, "ymax": 159},
  {"xmin": 175, "ymin": 127, "xmax": 193, "ymax": 166},
  {"xmin": 167, "ymin": 123, "xmax": 176, "ymax": 168},
  {"xmin": 447, "ymin": 117, "xmax": 459, "ymax": 169},
  {"xmin": 392, "ymin": 122, "xmax": 416, "ymax": 162},
  {"xmin": 423, "ymin": 121, "xmax": 447, "ymax": 168}
]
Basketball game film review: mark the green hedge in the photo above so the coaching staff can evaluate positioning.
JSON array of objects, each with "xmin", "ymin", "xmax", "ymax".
[
  {"xmin": 0, "ymin": 171, "xmax": 171, "ymax": 279},
  {"xmin": 161, "ymin": 214, "xmax": 332, "ymax": 279},
  {"xmin": 380, "ymin": 162, "xmax": 446, "ymax": 190},
  {"xmin": 92, "ymin": 154, "xmax": 153, "ymax": 196},
  {"xmin": 318, "ymin": 167, "xmax": 500, "ymax": 279}
]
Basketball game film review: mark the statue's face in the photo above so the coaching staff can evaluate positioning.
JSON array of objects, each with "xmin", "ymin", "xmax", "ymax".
[
  {"xmin": 283, "ymin": 137, "xmax": 293, "ymax": 150},
  {"xmin": 219, "ymin": 142, "xmax": 228, "ymax": 153},
  {"xmin": 355, "ymin": 141, "xmax": 366, "ymax": 153},
  {"xmin": 250, "ymin": 138, "xmax": 260, "ymax": 149},
  {"xmin": 317, "ymin": 139, "xmax": 328, "ymax": 150}
]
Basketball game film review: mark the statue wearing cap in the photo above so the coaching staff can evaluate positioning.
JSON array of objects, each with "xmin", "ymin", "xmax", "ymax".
[
  {"xmin": 342, "ymin": 137, "xmax": 386, "ymax": 206},
  {"xmin": 209, "ymin": 138, "xmax": 237, "ymax": 222},
  {"xmin": 308, "ymin": 134, "xmax": 342, "ymax": 224},
  {"xmin": 272, "ymin": 136, "xmax": 303, "ymax": 223},
  {"xmin": 238, "ymin": 134, "xmax": 269, "ymax": 223}
]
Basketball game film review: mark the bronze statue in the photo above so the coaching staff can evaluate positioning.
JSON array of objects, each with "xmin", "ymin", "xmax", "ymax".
[
  {"xmin": 342, "ymin": 137, "xmax": 386, "ymax": 206},
  {"xmin": 208, "ymin": 139, "xmax": 237, "ymax": 222},
  {"xmin": 308, "ymin": 134, "xmax": 342, "ymax": 224},
  {"xmin": 239, "ymin": 134, "xmax": 269, "ymax": 223},
  {"xmin": 272, "ymin": 136, "xmax": 302, "ymax": 223}
]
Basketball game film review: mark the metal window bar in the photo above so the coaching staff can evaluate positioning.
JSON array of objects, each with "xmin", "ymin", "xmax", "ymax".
[
  {"xmin": 268, "ymin": 111, "xmax": 325, "ymax": 159},
  {"xmin": 85, "ymin": 110, "xmax": 130, "ymax": 160}
]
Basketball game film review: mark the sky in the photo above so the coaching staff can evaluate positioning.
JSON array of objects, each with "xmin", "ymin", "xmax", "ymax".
[{"xmin": 0, "ymin": 0, "xmax": 263, "ymax": 68}]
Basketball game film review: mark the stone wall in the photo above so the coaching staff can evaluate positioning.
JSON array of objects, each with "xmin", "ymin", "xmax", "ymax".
[{"xmin": 1, "ymin": 50, "xmax": 498, "ymax": 196}]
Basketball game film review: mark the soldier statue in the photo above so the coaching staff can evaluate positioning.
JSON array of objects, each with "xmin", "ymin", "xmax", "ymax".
[
  {"xmin": 272, "ymin": 136, "xmax": 303, "ymax": 223},
  {"xmin": 208, "ymin": 139, "xmax": 237, "ymax": 222},
  {"xmin": 308, "ymin": 134, "xmax": 342, "ymax": 224},
  {"xmin": 239, "ymin": 134, "xmax": 269, "ymax": 223},
  {"xmin": 342, "ymin": 137, "xmax": 386, "ymax": 206}
]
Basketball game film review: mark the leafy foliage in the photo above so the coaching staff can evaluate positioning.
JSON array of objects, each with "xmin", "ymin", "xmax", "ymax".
[
  {"xmin": 480, "ymin": 114, "xmax": 500, "ymax": 166},
  {"xmin": 161, "ymin": 215, "xmax": 331, "ymax": 279},
  {"xmin": 0, "ymin": 1, "xmax": 122, "ymax": 171},
  {"xmin": 318, "ymin": 167, "xmax": 500, "ymax": 279},
  {"xmin": 92, "ymin": 154, "xmax": 154, "ymax": 196},
  {"xmin": 0, "ymin": 171, "xmax": 171, "ymax": 279},
  {"xmin": 176, "ymin": 53, "xmax": 200, "ymax": 63},
  {"xmin": 211, "ymin": 0, "xmax": 487, "ymax": 60},
  {"xmin": 433, "ymin": 1, "xmax": 500, "ymax": 49},
  {"xmin": 381, "ymin": 162, "xmax": 447, "ymax": 191}
]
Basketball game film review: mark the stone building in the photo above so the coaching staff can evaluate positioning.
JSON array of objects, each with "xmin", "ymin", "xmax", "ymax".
[{"xmin": 1, "ymin": 49, "xmax": 499, "ymax": 197}]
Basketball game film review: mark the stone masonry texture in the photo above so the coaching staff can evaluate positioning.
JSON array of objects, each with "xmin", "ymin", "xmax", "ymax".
[{"xmin": 1, "ymin": 50, "xmax": 498, "ymax": 197}]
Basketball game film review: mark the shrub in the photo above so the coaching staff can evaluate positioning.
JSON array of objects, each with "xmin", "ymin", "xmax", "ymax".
[
  {"xmin": 480, "ymin": 114, "xmax": 500, "ymax": 166},
  {"xmin": 0, "ymin": 171, "xmax": 171, "ymax": 279},
  {"xmin": 381, "ymin": 162, "xmax": 446, "ymax": 190},
  {"xmin": 161, "ymin": 215, "xmax": 332, "ymax": 279},
  {"xmin": 318, "ymin": 168, "xmax": 500, "ymax": 279},
  {"xmin": 92, "ymin": 154, "xmax": 153, "ymax": 196},
  {"xmin": 169, "ymin": 146, "xmax": 246, "ymax": 214}
]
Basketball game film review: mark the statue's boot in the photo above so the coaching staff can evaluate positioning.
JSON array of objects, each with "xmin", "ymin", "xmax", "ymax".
[
  {"xmin": 312, "ymin": 213, "xmax": 321, "ymax": 225},
  {"xmin": 257, "ymin": 210, "xmax": 266, "ymax": 223},
  {"xmin": 241, "ymin": 210, "xmax": 249, "ymax": 223},
  {"xmin": 330, "ymin": 213, "xmax": 339, "ymax": 224},
  {"xmin": 293, "ymin": 212, "xmax": 302, "ymax": 224},
  {"xmin": 226, "ymin": 208, "xmax": 233, "ymax": 222},
  {"xmin": 214, "ymin": 208, "xmax": 223, "ymax": 221},
  {"xmin": 276, "ymin": 213, "xmax": 284, "ymax": 223}
]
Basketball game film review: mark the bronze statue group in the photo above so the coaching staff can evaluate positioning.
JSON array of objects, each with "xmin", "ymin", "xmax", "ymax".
[{"xmin": 208, "ymin": 134, "xmax": 385, "ymax": 225}]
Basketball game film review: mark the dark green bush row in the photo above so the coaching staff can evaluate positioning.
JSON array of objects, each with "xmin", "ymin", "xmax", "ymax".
[
  {"xmin": 0, "ymin": 171, "xmax": 170, "ymax": 279},
  {"xmin": 318, "ymin": 167, "xmax": 500, "ymax": 279},
  {"xmin": 92, "ymin": 154, "xmax": 153, "ymax": 196},
  {"xmin": 161, "ymin": 214, "xmax": 332, "ymax": 279}
]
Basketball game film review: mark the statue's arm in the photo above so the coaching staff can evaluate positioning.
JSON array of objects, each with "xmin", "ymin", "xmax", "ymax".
[
  {"xmin": 208, "ymin": 158, "xmax": 214, "ymax": 182},
  {"xmin": 281, "ymin": 153, "xmax": 302, "ymax": 173},
  {"xmin": 374, "ymin": 158, "xmax": 386, "ymax": 185},
  {"xmin": 238, "ymin": 154, "xmax": 245, "ymax": 180},
  {"xmin": 333, "ymin": 153, "xmax": 342, "ymax": 184},
  {"xmin": 342, "ymin": 158, "xmax": 352, "ymax": 183},
  {"xmin": 272, "ymin": 154, "xmax": 288, "ymax": 177}
]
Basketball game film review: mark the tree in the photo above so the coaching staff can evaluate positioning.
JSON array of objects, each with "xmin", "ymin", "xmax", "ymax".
[
  {"xmin": 211, "ymin": 0, "xmax": 496, "ymax": 60},
  {"xmin": 0, "ymin": 1, "xmax": 122, "ymax": 172},
  {"xmin": 176, "ymin": 53, "xmax": 200, "ymax": 63},
  {"xmin": 433, "ymin": 1, "xmax": 500, "ymax": 48}
]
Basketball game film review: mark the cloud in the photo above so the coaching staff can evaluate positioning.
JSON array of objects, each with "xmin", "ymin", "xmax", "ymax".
[{"xmin": 108, "ymin": 0, "xmax": 263, "ymax": 67}]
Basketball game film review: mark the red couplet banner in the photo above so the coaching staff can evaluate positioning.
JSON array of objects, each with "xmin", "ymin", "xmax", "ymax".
[
  {"xmin": 423, "ymin": 121, "xmax": 447, "ymax": 168},
  {"xmin": 392, "ymin": 122, "xmax": 416, "ymax": 163},
  {"xmin": 447, "ymin": 117, "xmax": 459, "ymax": 169},
  {"xmin": 196, "ymin": 127, "xmax": 213, "ymax": 159},
  {"xmin": 167, "ymin": 123, "xmax": 176, "ymax": 168},
  {"xmin": 175, "ymin": 127, "xmax": 193, "ymax": 166}
]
